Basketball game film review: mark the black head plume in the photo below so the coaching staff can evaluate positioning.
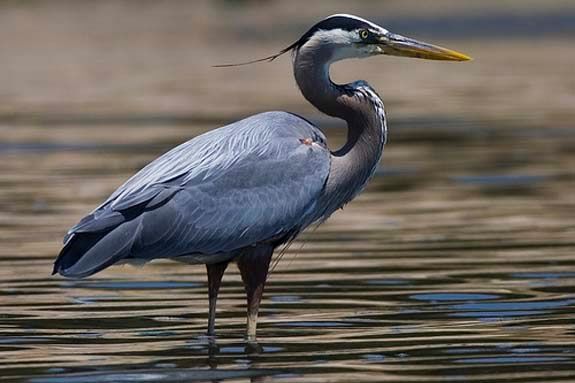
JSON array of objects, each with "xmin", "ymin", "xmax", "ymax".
[
  {"xmin": 213, "ymin": 15, "xmax": 376, "ymax": 68},
  {"xmin": 213, "ymin": 42, "xmax": 298, "ymax": 68}
]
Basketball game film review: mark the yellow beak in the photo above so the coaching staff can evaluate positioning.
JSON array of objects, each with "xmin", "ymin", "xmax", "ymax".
[{"xmin": 380, "ymin": 33, "xmax": 471, "ymax": 62}]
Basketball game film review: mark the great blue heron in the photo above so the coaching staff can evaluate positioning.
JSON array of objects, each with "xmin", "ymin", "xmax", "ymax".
[{"xmin": 53, "ymin": 14, "xmax": 470, "ymax": 340}]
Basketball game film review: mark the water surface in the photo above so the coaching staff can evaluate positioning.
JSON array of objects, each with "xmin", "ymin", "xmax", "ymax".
[{"xmin": 1, "ymin": 115, "xmax": 574, "ymax": 382}]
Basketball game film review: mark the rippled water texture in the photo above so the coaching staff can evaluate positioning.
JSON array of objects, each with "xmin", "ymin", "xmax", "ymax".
[
  {"xmin": 1, "ymin": 1, "xmax": 575, "ymax": 382},
  {"xmin": 2, "ymin": 115, "xmax": 574, "ymax": 382}
]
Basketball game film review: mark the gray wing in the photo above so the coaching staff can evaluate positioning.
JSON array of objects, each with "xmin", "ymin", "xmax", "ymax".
[{"xmin": 55, "ymin": 111, "xmax": 330, "ymax": 277}]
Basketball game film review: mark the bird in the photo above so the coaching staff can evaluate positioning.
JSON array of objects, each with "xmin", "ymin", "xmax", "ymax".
[{"xmin": 53, "ymin": 14, "xmax": 470, "ymax": 340}]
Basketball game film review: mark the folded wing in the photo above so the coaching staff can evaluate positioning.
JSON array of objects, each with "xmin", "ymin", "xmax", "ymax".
[{"xmin": 54, "ymin": 112, "xmax": 330, "ymax": 278}]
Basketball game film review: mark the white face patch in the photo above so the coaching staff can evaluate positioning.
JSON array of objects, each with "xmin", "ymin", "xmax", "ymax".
[
  {"xmin": 303, "ymin": 28, "xmax": 384, "ymax": 63},
  {"xmin": 298, "ymin": 14, "xmax": 392, "ymax": 63},
  {"xmin": 307, "ymin": 28, "xmax": 359, "ymax": 46}
]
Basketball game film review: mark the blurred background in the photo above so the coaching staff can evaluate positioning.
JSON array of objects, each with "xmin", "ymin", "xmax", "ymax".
[
  {"xmin": 1, "ymin": 0, "xmax": 574, "ymax": 120},
  {"xmin": 1, "ymin": 1, "xmax": 575, "ymax": 382}
]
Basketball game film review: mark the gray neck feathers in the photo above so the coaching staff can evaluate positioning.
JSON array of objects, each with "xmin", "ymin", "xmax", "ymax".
[{"xmin": 293, "ymin": 42, "xmax": 387, "ymax": 217}]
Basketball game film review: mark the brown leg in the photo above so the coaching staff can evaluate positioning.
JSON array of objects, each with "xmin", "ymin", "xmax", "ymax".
[
  {"xmin": 236, "ymin": 245, "xmax": 274, "ymax": 341},
  {"xmin": 206, "ymin": 261, "xmax": 229, "ymax": 336}
]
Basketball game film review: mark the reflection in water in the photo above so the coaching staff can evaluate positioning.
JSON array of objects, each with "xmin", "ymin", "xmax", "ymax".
[{"xmin": 0, "ymin": 115, "xmax": 574, "ymax": 382}]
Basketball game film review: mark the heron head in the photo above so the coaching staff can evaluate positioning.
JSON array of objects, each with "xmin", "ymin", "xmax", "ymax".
[
  {"xmin": 295, "ymin": 14, "xmax": 471, "ymax": 63},
  {"xmin": 214, "ymin": 14, "xmax": 470, "ymax": 68}
]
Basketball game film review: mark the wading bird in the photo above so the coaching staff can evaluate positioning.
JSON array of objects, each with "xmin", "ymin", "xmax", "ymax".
[{"xmin": 54, "ymin": 14, "xmax": 470, "ymax": 340}]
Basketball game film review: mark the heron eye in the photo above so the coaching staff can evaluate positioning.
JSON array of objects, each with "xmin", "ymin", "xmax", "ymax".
[{"xmin": 359, "ymin": 29, "xmax": 370, "ymax": 40}]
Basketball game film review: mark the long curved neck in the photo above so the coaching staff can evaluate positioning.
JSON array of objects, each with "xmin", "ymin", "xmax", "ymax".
[{"xmin": 294, "ymin": 44, "xmax": 387, "ymax": 213}]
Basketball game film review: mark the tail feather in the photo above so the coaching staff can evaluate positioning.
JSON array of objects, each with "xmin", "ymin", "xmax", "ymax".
[
  {"xmin": 53, "ymin": 232, "xmax": 105, "ymax": 276},
  {"xmin": 53, "ymin": 219, "xmax": 139, "ymax": 278}
]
